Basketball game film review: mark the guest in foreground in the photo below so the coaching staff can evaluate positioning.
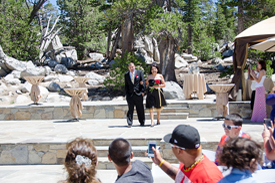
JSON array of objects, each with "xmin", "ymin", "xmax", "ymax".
[
  {"xmin": 145, "ymin": 64, "xmax": 166, "ymax": 127},
  {"xmin": 151, "ymin": 124, "xmax": 223, "ymax": 182},
  {"xmin": 266, "ymin": 85, "xmax": 275, "ymax": 125},
  {"xmin": 60, "ymin": 138, "xmax": 101, "ymax": 183},
  {"xmin": 217, "ymin": 137, "xmax": 262, "ymax": 183},
  {"xmin": 215, "ymin": 113, "xmax": 250, "ymax": 165},
  {"xmin": 250, "ymin": 60, "xmax": 267, "ymax": 122},
  {"xmin": 125, "ymin": 62, "xmax": 146, "ymax": 128},
  {"xmin": 108, "ymin": 138, "xmax": 153, "ymax": 183},
  {"xmin": 262, "ymin": 121, "xmax": 275, "ymax": 161}
]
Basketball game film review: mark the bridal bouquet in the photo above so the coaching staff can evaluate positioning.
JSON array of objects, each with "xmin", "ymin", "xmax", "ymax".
[{"xmin": 149, "ymin": 80, "xmax": 161, "ymax": 93}]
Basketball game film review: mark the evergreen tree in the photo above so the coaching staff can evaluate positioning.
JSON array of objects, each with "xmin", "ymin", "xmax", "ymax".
[
  {"xmin": 226, "ymin": 0, "xmax": 275, "ymax": 33},
  {"xmin": 182, "ymin": 0, "xmax": 201, "ymax": 54},
  {"xmin": 57, "ymin": 0, "xmax": 105, "ymax": 59},
  {"xmin": 214, "ymin": 0, "xmax": 236, "ymax": 42},
  {"xmin": 0, "ymin": 0, "xmax": 40, "ymax": 61}
]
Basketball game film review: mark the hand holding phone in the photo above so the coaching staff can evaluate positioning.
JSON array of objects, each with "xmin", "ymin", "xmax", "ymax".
[
  {"xmin": 264, "ymin": 118, "xmax": 272, "ymax": 129},
  {"xmin": 148, "ymin": 141, "xmax": 156, "ymax": 157}
]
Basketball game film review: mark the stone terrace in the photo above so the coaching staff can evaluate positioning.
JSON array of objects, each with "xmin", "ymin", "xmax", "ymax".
[{"xmin": 0, "ymin": 97, "xmax": 267, "ymax": 182}]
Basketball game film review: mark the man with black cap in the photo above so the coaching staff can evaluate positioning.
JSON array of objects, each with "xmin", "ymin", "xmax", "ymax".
[{"xmin": 151, "ymin": 124, "xmax": 223, "ymax": 183}]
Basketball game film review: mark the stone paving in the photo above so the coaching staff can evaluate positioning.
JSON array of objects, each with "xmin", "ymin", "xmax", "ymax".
[
  {"xmin": 0, "ymin": 116, "xmax": 266, "ymax": 182},
  {"xmin": 0, "ymin": 118, "xmax": 264, "ymax": 144}
]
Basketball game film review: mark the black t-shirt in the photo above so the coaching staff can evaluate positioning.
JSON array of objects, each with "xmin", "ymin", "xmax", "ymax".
[{"xmin": 115, "ymin": 160, "xmax": 153, "ymax": 183}]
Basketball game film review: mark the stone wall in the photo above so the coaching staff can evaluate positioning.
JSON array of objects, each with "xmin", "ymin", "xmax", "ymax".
[
  {"xmin": 0, "ymin": 143, "xmax": 66, "ymax": 165},
  {"xmin": 0, "ymin": 101, "xmax": 251, "ymax": 120}
]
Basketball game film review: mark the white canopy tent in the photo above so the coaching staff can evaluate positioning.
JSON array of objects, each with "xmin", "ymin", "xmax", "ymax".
[
  {"xmin": 250, "ymin": 36, "xmax": 275, "ymax": 52},
  {"xmin": 231, "ymin": 16, "xmax": 275, "ymax": 100}
]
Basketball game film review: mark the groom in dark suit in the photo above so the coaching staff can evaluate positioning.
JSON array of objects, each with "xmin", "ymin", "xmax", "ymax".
[{"xmin": 125, "ymin": 62, "xmax": 145, "ymax": 127}]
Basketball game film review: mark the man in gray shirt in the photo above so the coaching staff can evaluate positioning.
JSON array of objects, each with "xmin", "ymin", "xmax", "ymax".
[{"xmin": 108, "ymin": 138, "xmax": 153, "ymax": 183}]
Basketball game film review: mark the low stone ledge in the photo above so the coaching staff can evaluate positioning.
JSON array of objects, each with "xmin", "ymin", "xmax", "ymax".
[{"xmin": 0, "ymin": 101, "xmax": 252, "ymax": 120}]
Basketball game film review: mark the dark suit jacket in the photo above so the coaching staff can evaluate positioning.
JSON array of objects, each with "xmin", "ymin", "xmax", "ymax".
[{"xmin": 125, "ymin": 69, "xmax": 145, "ymax": 97}]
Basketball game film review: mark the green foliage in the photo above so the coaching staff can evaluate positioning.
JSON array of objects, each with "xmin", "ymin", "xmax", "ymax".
[
  {"xmin": 214, "ymin": 1, "xmax": 236, "ymax": 42},
  {"xmin": 193, "ymin": 25, "xmax": 221, "ymax": 60},
  {"xmin": 219, "ymin": 65, "xmax": 234, "ymax": 78},
  {"xmin": 57, "ymin": 0, "xmax": 106, "ymax": 59},
  {"xmin": 266, "ymin": 60, "xmax": 274, "ymax": 78},
  {"xmin": 225, "ymin": 0, "xmax": 275, "ymax": 29},
  {"xmin": 0, "ymin": 0, "xmax": 40, "ymax": 61},
  {"xmin": 104, "ymin": 51, "xmax": 149, "ymax": 91},
  {"xmin": 82, "ymin": 33, "xmax": 107, "ymax": 54},
  {"xmin": 220, "ymin": 59, "xmax": 274, "ymax": 79},
  {"xmin": 38, "ymin": 2, "xmax": 59, "ymax": 29}
]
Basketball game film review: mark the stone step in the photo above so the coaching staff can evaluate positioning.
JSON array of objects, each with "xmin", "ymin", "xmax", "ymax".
[
  {"xmin": 92, "ymin": 138, "xmax": 162, "ymax": 146},
  {"xmin": 0, "ymin": 138, "xmax": 162, "ymax": 167},
  {"xmin": 97, "ymin": 157, "xmax": 154, "ymax": 169},
  {"xmin": 134, "ymin": 112, "xmax": 189, "ymax": 120},
  {"xmin": 139, "ymin": 106, "xmax": 190, "ymax": 113},
  {"xmin": 97, "ymin": 146, "xmax": 148, "ymax": 157}
]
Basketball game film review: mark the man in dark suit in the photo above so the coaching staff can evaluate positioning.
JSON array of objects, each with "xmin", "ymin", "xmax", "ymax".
[{"xmin": 125, "ymin": 62, "xmax": 145, "ymax": 127}]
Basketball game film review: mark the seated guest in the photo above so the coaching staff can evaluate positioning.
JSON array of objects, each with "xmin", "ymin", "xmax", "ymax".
[
  {"xmin": 217, "ymin": 137, "xmax": 262, "ymax": 183},
  {"xmin": 262, "ymin": 121, "xmax": 275, "ymax": 161},
  {"xmin": 59, "ymin": 138, "xmax": 101, "ymax": 183},
  {"xmin": 108, "ymin": 138, "xmax": 153, "ymax": 183},
  {"xmin": 215, "ymin": 113, "xmax": 250, "ymax": 165},
  {"xmin": 151, "ymin": 124, "xmax": 223, "ymax": 183}
]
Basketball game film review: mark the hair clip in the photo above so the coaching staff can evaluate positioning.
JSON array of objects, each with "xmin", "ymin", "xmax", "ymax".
[{"xmin": 75, "ymin": 155, "xmax": 92, "ymax": 167}]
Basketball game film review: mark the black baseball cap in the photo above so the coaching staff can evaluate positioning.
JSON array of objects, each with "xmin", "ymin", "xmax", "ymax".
[{"xmin": 163, "ymin": 125, "xmax": 200, "ymax": 149}]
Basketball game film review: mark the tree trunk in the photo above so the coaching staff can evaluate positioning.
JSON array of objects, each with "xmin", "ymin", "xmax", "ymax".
[
  {"xmin": 121, "ymin": 12, "xmax": 134, "ymax": 57},
  {"xmin": 187, "ymin": 24, "xmax": 193, "ymax": 54},
  {"xmin": 158, "ymin": 34, "xmax": 176, "ymax": 81},
  {"xmin": 28, "ymin": 0, "xmax": 47, "ymax": 24},
  {"xmin": 110, "ymin": 28, "xmax": 121, "ymax": 61},
  {"xmin": 106, "ymin": 26, "xmax": 112, "ymax": 60},
  {"xmin": 238, "ymin": 1, "xmax": 244, "ymax": 34}
]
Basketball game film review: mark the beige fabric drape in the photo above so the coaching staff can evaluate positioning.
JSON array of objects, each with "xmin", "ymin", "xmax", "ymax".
[
  {"xmin": 64, "ymin": 88, "xmax": 86, "ymax": 118},
  {"xmin": 74, "ymin": 77, "xmax": 90, "ymax": 101},
  {"xmin": 24, "ymin": 76, "xmax": 44, "ymax": 103},
  {"xmin": 183, "ymin": 74, "xmax": 207, "ymax": 100},
  {"xmin": 209, "ymin": 84, "xmax": 235, "ymax": 117}
]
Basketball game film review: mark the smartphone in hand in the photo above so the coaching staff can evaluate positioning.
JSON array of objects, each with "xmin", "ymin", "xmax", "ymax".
[
  {"xmin": 148, "ymin": 141, "xmax": 156, "ymax": 157},
  {"xmin": 264, "ymin": 118, "xmax": 272, "ymax": 129}
]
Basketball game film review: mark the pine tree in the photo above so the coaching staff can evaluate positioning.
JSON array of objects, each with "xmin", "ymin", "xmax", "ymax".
[
  {"xmin": 57, "ymin": 0, "xmax": 105, "ymax": 59},
  {"xmin": 0, "ymin": 0, "xmax": 40, "ymax": 61}
]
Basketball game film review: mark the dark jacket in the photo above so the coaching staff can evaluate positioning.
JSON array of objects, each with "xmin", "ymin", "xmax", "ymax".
[{"xmin": 125, "ymin": 69, "xmax": 145, "ymax": 97}]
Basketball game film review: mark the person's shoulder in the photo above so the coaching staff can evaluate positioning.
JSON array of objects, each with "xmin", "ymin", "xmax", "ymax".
[
  {"xmin": 241, "ymin": 132, "xmax": 250, "ymax": 139},
  {"xmin": 260, "ymin": 69, "xmax": 266, "ymax": 75},
  {"xmin": 133, "ymin": 160, "xmax": 151, "ymax": 170},
  {"xmin": 133, "ymin": 159, "xmax": 147, "ymax": 166},
  {"xmin": 136, "ymin": 69, "xmax": 143, "ymax": 73},
  {"xmin": 125, "ymin": 71, "xmax": 130, "ymax": 75},
  {"xmin": 220, "ymin": 134, "xmax": 227, "ymax": 141},
  {"xmin": 197, "ymin": 157, "xmax": 223, "ymax": 181}
]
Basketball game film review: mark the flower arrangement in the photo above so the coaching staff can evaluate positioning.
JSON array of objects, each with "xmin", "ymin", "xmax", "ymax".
[{"xmin": 149, "ymin": 80, "xmax": 161, "ymax": 93}]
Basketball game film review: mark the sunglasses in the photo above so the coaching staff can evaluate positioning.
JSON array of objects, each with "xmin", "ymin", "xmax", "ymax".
[
  {"xmin": 222, "ymin": 123, "xmax": 239, "ymax": 130},
  {"xmin": 171, "ymin": 144, "xmax": 185, "ymax": 150}
]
